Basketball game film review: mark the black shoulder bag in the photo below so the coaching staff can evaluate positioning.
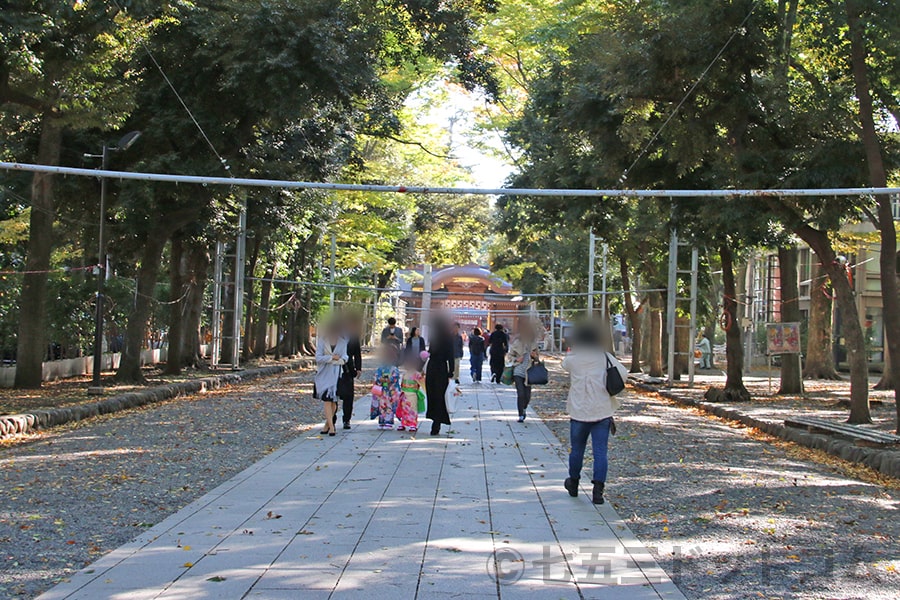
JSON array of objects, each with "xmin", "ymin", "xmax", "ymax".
[{"xmin": 605, "ymin": 354, "xmax": 626, "ymax": 396}]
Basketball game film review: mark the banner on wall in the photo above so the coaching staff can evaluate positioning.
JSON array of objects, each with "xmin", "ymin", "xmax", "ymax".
[{"xmin": 766, "ymin": 322, "xmax": 801, "ymax": 355}]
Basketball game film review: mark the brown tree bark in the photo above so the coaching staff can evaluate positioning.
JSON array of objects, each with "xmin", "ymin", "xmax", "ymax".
[
  {"xmin": 846, "ymin": 0, "xmax": 900, "ymax": 430},
  {"xmin": 165, "ymin": 237, "xmax": 209, "ymax": 374},
  {"xmin": 241, "ymin": 235, "xmax": 261, "ymax": 360},
  {"xmin": 164, "ymin": 234, "xmax": 186, "ymax": 375},
  {"xmin": 778, "ymin": 245, "xmax": 804, "ymax": 394},
  {"xmin": 673, "ymin": 316, "xmax": 690, "ymax": 379},
  {"xmin": 797, "ymin": 226, "xmax": 870, "ymax": 423},
  {"xmin": 647, "ymin": 291, "xmax": 664, "ymax": 378},
  {"xmin": 14, "ymin": 116, "xmax": 62, "ymax": 388},
  {"xmin": 717, "ymin": 243, "xmax": 750, "ymax": 401},
  {"xmin": 619, "ymin": 254, "xmax": 643, "ymax": 373},
  {"xmin": 115, "ymin": 234, "xmax": 168, "ymax": 383},
  {"xmin": 253, "ymin": 263, "xmax": 275, "ymax": 358},
  {"xmin": 298, "ymin": 286, "xmax": 316, "ymax": 355},
  {"xmin": 219, "ymin": 250, "xmax": 236, "ymax": 364},
  {"xmin": 181, "ymin": 247, "xmax": 209, "ymax": 369},
  {"xmin": 804, "ymin": 263, "xmax": 840, "ymax": 379}
]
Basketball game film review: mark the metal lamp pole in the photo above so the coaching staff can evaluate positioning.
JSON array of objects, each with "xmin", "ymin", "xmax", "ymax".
[{"xmin": 87, "ymin": 131, "xmax": 141, "ymax": 394}]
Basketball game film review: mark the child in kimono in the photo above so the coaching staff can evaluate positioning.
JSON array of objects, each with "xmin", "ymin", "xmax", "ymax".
[
  {"xmin": 397, "ymin": 354, "xmax": 424, "ymax": 432},
  {"xmin": 370, "ymin": 345, "xmax": 402, "ymax": 429}
]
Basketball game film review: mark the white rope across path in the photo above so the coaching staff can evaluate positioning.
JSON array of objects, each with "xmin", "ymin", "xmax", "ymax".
[{"xmin": 2, "ymin": 161, "xmax": 899, "ymax": 198}]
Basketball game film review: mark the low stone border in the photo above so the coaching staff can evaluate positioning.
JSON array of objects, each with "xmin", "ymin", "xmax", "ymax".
[
  {"xmin": 0, "ymin": 360, "xmax": 312, "ymax": 439},
  {"xmin": 628, "ymin": 378, "xmax": 900, "ymax": 480}
]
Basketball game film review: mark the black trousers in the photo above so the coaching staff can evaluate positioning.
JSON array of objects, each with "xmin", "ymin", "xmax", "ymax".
[
  {"xmin": 490, "ymin": 353, "xmax": 505, "ymax": 382},
  {"xmin": 514, "ymin": 375, "xmax": 531, "ymax": 416},
  {"xmin": 333, "ymin": 375, "xmax": 355, "ymax": 424}
]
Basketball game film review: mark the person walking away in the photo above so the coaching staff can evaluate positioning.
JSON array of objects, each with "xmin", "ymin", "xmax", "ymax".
[
  {"xmin": 381, "ymin": 317, "xmax": 404, "ymax": 353},
  {"xmin": 426, "ymin": 318, "xmax": 455, "ymax": 436},
  {"xmin": 561, "ymin": 324, "xmax": 628, "ymax": 505},
  {"xmin": 698, "ymin": 334, "xmax": 712, "ymax": 369},
  {"xmin": 509, "ymin": 324, "xmax": 540, "ymax": 422},
  {"xmin": 370, "ymin": 345, "xmax": 401, "ymax": 429},
  {"xmin": 488, "ymin": 324, "xmax": 509, "ymax": 383},
  {"xmin": 336, "ymin": 317, "xmax": 362, "ymax": 429},
  {"xmin": 406, "ymin": 326, "xmax": 426, "ymax": 368},
  {"xmin": 397, "ymin": 353, "xmax": 424, "ymax": 432},
  {"xmin": 452, "ymin": 322, "xmax": 464, "ymax": 383},
  {"xmin": 468, "ymin": 327, "xmax": 486, "ymax": 382},
  {"xmin": 314, "ymin": 320, "xmax": 348, "ymax": 436}
]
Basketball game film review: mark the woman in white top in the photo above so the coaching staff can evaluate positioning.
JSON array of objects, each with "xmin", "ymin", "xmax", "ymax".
[
  {"xmin": 561, "ymin": 323, "xmax": 628, "ymax": 505},
  {"xmin": 508, "ymin": 324, "xmax": 540, "ymax": 422},
  {"xmin": 315, "ymin": 320, "xmax": 349, "ymax": 436}
]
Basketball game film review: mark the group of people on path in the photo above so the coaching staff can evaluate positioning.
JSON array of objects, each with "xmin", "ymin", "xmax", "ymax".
[{"xmin": 314, "ymin": 313, "xmax": 627, "ymax": 505}]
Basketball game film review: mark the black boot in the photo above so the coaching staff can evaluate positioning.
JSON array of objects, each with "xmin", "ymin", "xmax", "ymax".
[
  {"xmin": 564, "ymin": 477, "xmax": 579, "ymax": 497},
  {"xmin": 591, "ymin": 481, "xmax": 605, "ymax": 505}
]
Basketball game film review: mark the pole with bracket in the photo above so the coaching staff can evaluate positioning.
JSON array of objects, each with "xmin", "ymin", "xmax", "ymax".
[
  {"xmin": 587, "ymin": 232, "xmax": 596, "ymax": 315},
  {"xmin": 666, "ymin": 228, "xmax": 678, "ymax": 385},
  {"xmin": 231, "ymin": 194, "xmax": 248, "ymax": 369}
]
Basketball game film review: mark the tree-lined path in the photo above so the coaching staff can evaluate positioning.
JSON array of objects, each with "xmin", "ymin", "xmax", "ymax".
[{"xmin": 34, "ymin": 366, "xmax": 682, "ymax": 600}]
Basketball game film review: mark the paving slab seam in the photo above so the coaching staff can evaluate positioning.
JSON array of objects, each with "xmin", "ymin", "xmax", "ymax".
[
  {"xmin": 241, "ymin": 427, "xmax": 391, "ymax": 598},
  {"xmin": 412, "ymin": 423, "xmax": 454, "ymax": 599},
  {"xmin": 490, "ymin": 384, "xmax": 587, "ymax": 599},
  {"xmin": 474, "ymin": 386, "xmax": 505, "ymax": 599},
  {"xmin": 517, "ymin": 383, "xmax": 687, "ymax": 599},
  {"xmin": 146, "ymin": 431, "xmax": 359, "ymax": 600},
  {"xmin": 325, "ymin": 430, "xmax": 417, "ymax": 599},
  {"xmin": 37, "ymin": 429, "xmax": 333, "ymax": 599}
]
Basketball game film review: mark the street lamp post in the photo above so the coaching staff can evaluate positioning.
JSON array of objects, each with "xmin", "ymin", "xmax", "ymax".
[{"xmin": 87, "ymin": 131, "xmax": 141, "ymax": 394}]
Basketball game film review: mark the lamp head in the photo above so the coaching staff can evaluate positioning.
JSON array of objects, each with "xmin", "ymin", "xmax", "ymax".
[{"xmin": 115, "ymin": 131, "xmax": 141, "ymax": 151}]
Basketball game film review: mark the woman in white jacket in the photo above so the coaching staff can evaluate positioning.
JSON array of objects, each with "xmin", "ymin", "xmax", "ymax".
[
  {"xmin": 561, "ymin": 324, "xmax": 628, "ymax": 505},
  {"xmin": 315, "ymin": 320, "xmax": 349, "ymax": 436}
]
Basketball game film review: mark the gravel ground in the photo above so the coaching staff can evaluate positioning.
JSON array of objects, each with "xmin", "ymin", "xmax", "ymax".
[
  {"xmin": 533, "ymin": 358, "xmax": 900, "ymax": 600},
  {"xmin": 0, "ymin": 358, "xmax": 295, "ymax": 415},
  {"xmin": 0, "ymin": 361, "xmax": 375, "ymax": 599}
]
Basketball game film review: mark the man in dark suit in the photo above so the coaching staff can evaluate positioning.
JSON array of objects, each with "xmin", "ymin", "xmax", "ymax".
[
  {"xmin": 336, "ymin": 318, "xmax": 363, "ymax": 429},
  {"xmin": 381, "ymin": 317, "xmax": 403, "ymax": 364}
]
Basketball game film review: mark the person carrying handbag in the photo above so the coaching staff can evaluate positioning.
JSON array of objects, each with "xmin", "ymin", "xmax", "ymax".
[
  {"xmin": 508, "ymin": 324, "xmax": 540, "ymax": 422},
  {"xmin": 561, "ymin": 323, "xmax": 628, "ymax": 505}
]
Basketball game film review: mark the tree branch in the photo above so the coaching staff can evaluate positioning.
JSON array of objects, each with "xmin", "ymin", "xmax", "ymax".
[{"xmin": 381, "ymin": 134, "xmax": 454, "ymax": 159}]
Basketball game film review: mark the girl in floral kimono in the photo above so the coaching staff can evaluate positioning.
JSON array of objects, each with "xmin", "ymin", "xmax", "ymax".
[
  {"xmin": 370, "ymin": 345, "xmax": 402, "ymax": 429},
  {"xmin": 397, "ymin": 353, "xmax": 424, "ymax": 432}
]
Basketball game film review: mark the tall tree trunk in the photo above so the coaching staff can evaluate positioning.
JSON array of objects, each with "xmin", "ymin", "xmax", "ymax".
[
  {"xmin": 298, "ymin": 286, "xmax": 315, "ymax": 355},
  {"xmin": 846, "ymin": 0, "xmax": 900, "ymax": 430},
  {"xmin": 242, "ymin": 235, "xmax": 261, "ymax": 360},
  {"xmin": 647, "ymin": 291, "xmax": 663, "ymax": 378},
  {"xmin": 253, "ymin": 263, "xmax": 275, "ymax": 358},
  {"xmin": 718, "ymin": 243, "xmax": 750, "ymax": 401},
  {"xmin": 220, "ymin": 252, "xmax": 236, "ymax": 364},
  {"xmin": 14, "ymin": 116, "xmax": 62, "ymax": 388},
  {"xmin": 778, "ymin": 245, "xmax": 804, "ymax": 394},
  {"xmin": 674, "ymin": 317, "xmax": 690, "ymax": 379},
  {"xmin": 115, "ymin": 234, "xmax": 167, "ymax": 383},
  {"xmin": 804, "ymin": 263, "xmax": 840, "ymax": 379},
  {"xmin": 619, "ymin": 255, "xmax": 643, "ymax": 373},
  {"xmin": 797, "ymin": 226, "xmax": 870, "ymax": 423},
  {"xmin": 164, "ymin": 234, "xmax": 186, "ymax": 375},
  {"xmin": 182, "ymin": 246, "xmax": 209, "ymax": 368}
]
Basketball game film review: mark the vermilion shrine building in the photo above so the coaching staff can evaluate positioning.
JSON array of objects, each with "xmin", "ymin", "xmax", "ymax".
[{"xmin": 398, "ymin": 264, "xmax": 529, "ymax": 334}]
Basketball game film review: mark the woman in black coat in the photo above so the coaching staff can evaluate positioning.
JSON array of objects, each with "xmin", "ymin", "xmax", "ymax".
[
  {"xmin": 425, "ymin": 319, "xmax": 455, "ymax": 436},
  {"xmin": 488, "ymin": 324, "xmax": 509, "ymax": 383}
]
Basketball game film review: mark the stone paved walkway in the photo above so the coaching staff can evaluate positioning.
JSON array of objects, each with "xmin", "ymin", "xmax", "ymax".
[{"xmin": 38, "ymin": 364, "xmax": 685, "ymax": 600}]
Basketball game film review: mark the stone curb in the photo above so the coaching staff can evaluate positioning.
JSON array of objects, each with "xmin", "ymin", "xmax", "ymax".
[
  {"xmin": 628, "ymin": 379, "xmax": 900, "ymax": 480},
  {"xmin": 0, "ymin": 360, "xmax": 312, "ymax": 439}
]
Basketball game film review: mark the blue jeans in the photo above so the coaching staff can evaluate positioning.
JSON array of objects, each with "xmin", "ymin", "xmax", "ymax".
[
  {"xmin": 569, "ymin": 418, "xmax": 612, "ymax": 483},
  {"xmin": 470, "ymin": 353, "xmax": 485, "ymax": 381}
]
